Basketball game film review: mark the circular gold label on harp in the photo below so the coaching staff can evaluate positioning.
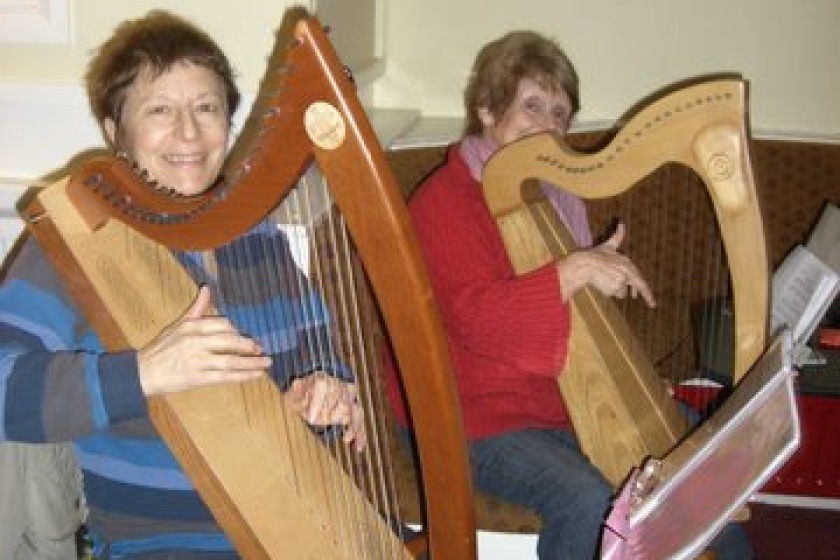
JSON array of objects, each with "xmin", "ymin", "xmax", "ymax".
[{"xmin": 304, "ymin": 101, "xmax": 346, "ymax": 150}]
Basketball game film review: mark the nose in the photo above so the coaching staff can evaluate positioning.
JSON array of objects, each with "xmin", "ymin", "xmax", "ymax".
[
  {"xmin": 176, "ymin": 108, "xmax": 199, "ymax": 139},
  {"xmin": 531, "ymin": 111, "xmax": 557, "ymax": 133}
]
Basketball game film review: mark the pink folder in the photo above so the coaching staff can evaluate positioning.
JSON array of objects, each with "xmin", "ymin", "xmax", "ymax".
[{"xmin": 602, "ymin": 330, "xmax": 800, "ymax": 559}]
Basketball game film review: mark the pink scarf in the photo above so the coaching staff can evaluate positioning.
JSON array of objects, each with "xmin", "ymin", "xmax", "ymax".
[{"xmin": 460, "ymin": 135, "xmax": 593, "ymax": 248}]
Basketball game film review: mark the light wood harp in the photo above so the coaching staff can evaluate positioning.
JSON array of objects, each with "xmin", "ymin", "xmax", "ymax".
[
  {"xmin": 483, "ymin": 78, "xmax": 769, "ymax": 486},
  {"xmin": 21, "ymin": 16, "xmax": 476, "ymax": 560}
]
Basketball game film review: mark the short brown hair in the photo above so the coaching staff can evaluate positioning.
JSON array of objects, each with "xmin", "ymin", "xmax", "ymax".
[
  {"xmin": 463, "ymin": 30, "xmax": 580, "ymax": 135},
  {"xmin": 86, "ymin": 10, "xmax": 240, "ymax": 125}
]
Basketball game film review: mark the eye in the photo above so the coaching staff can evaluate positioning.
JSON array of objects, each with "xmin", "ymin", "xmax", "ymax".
[
  {"xmin": 196, "ymin": 101, "xmax": 221, "ymax": 114},
  {"xmin": 147, "ymin": 104, "xmax": 171, "ymax": 116},
  {"xmin": 523, "ymin": 98, "xmax": 543, "ymax": 114}
]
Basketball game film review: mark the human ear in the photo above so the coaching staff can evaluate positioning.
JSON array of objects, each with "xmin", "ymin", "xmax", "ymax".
[
  {"xmin": 477, "ymin": 106, "xmax": 496, "ymax": 128},
  {"xmin": 103, "ymin": 118, "xmax": 119, "ymax": 149}
]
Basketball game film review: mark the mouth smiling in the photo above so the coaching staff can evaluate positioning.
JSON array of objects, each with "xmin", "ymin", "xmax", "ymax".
[{"xmin": 164, "ymin": 153, "xmax": 207, "ymax": 165}]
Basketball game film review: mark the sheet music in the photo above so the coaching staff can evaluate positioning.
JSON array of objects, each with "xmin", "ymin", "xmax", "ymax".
[
  {"xmin": 771, "ymin": 244, "xmax": 840, "ymax": 351},
  {"xmin": 806, "ymin": 202, "xmax": 840, "ymax": 274}
]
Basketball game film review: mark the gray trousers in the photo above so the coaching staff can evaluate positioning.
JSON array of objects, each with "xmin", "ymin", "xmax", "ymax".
[{"xmin": 0, "ymin": 442, "xmax": 86, "ymax": 560}]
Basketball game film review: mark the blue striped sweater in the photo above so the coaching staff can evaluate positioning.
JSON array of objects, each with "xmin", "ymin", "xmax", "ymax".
[{"xmin": 0, "ymin": 221, "xmax": 348, "ymax": 559}]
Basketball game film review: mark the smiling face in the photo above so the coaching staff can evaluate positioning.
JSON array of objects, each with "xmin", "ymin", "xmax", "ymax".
[
  {"xmin": 477, "ymin": 76, "xmax": 573, "ymax": 148},
  {"xmin": 103, "ymin": 61, "xmax": 230, "ymax": 196}
]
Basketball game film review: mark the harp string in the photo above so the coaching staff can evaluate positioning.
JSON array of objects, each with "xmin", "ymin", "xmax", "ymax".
[
  {"xmin": 290, "ymin": 173, "xmax": 355, "ymax": 550},
  {"xmin": 176, "ymin": 164, "xmax": 403, "ymax": 557},
  {"xmin": 316, "ymin": 170, "xmax": 406, "ymax": 557},
  {"xmin": 290, "ymin": 166, "xmax": 406, "ymax": 556},
  {"xmin": 282, "ymin": 170, "xmax": 366, "ymax": 555},
  {"xmin": 602, "ymin": 163, "xmax": 735, "ymax": 418},
  {"xmin": 300, "ymin": 169, "xmax": 372, "ymax": 555},
  {"xmin": 309, "ymin": 199, "xmax": 404, "ymax": 555},
  {"xmin": 190, "ymin": 184, "xmax": 312, "ymax": 496}
]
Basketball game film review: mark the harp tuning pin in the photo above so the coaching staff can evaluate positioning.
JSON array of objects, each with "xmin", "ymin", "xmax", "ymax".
[
  {"xmin": 84, "ymin": 173, "xmax": 103, "ymax": 188},
  {"xmin": 24, "ymin": 208, "xmax": 46, "ymax": 224}
]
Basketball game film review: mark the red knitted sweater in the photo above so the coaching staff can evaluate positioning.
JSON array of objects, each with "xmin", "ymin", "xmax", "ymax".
[{"xmin": 387, "ymin": 144, "xmax": 573, "ymax": 439}]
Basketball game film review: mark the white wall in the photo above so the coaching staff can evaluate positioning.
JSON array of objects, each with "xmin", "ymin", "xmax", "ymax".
[
  {"xmin": 1, "ymin": 0, "xmax": 837, "ymax": 184},
  {"xmin": 376, "ymin": 0, "xmax": 840, "ymax": 139},
  {"xmin": 0, "ymin": 1, "xmax": 308, "ymax": 184},
  {"xmin": 0, "ymin": 1, "xmax": 309, "ymax": 93},
  {"xmin": 0, "ymin": 1, "xmax": 382, "ymax": 101},
  {"xmin": 0, "ymin": 0, "xmax": 386, "ymax": 182}
]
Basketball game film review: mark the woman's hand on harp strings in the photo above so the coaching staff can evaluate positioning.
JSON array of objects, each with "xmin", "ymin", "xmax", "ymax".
[
  {"xmin": 556, "ymin": 222, "xmax": 656, "ymax": 307},
  {"xmin": 137, "ymin": 286, "xmax": 272, "ymax": 396},
  {"xmin": 137, "ymin": 287, "xmax": 367, "ymax": 452},
  {"xmin": 285, "ymin": 373, "xmax": 368, "ymax": 453}
]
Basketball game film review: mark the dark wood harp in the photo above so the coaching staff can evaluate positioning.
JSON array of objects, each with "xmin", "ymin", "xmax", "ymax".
[
  {"xmin": 20, "ymin": 16, "xmax": 476, "ymax": 560},
  {"xmin": 482, "ymin": 78, "xmax": 769, "ymax": 487}
]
